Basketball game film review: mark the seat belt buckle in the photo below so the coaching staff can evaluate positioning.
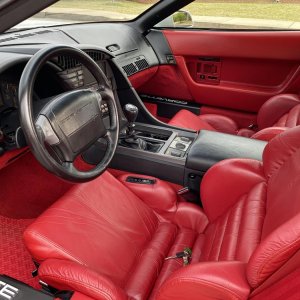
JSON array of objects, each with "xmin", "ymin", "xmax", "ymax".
[
  {"xmin": 248, "ymin": 124, "xmax": 258, "ymax": 130},
  {"xmin": 165, "ymin": 247, "xmax": 192, "ymax": 266}
]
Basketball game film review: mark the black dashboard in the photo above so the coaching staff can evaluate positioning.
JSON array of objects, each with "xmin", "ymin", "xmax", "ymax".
[
  {"xmin": 0, "ymin": 22, "xmax": 173, "ymax": 157},
  {"xmin": 0, "ymin": 48, "xmax": 116, "ymax": 151}
]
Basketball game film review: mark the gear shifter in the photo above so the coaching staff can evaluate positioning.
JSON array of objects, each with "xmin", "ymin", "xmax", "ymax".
[
  {"xmin": 121, "ymin": 104, "xmax": 147, "ymax": 150},
  {"xmin": 123, "ymin": 104, "xmax": 139, "ymax": 136}
]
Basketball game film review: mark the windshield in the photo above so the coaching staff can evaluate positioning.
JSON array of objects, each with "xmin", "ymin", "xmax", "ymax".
[{"xmin": 12, "ymin": 0, "xmax": 160, "ymax": 30}]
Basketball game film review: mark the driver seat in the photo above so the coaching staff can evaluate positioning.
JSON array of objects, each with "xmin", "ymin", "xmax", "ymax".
[{"xmin": 24, "ymin": 126, "xmax": 300, "ymax": 300}]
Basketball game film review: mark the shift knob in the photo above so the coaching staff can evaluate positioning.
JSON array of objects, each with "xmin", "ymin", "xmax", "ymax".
[{"xmin": 123, "ymin": 104, "xmax": 138, "ymax": 124}]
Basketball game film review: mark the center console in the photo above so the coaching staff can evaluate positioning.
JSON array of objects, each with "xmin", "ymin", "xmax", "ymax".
[{"xmin": 82, "ymin": 104, "xmax": 268, "ymax": 193}]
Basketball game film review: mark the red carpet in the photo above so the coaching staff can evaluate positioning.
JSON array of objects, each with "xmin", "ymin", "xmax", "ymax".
[
  {"xmin": 0, "ymin": 215, "xmax": 39, "ymax": 289},
  {"xmin": 0, "ymin": 151, "xmax": 75, "ymax": 288},
  {"xmin": 0, "ymin": 152, "xmax": 74, "ymax": 219}
]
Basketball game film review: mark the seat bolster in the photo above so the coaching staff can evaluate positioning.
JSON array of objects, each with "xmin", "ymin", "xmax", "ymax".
[
  {"xmin": 251, "ymin": 127, "xmax": 288, "ymax": 141},
  {"xmin": 201, "ymin": 159, "xmax": 265, "ymax": 222},
  {"xmin": 257, "ymin": 94, "xmax": 300, "ymax": 129},
  {"xmin": 156, "ymin": 261, "xmax": 250, "ymax": 300},
  {"xmin": 39, "ymin": 259, "xmax": 127, "ymax": 300},
  {"xmin": 247, "ymin": 213, "xmax": 300, "ymax": 288},
  {"xmin": 199, "ymin": 114, "xmax": 239, "ymax": 134},
  {"xmin": 117, "ymin": 173, "xmax": 178, "ymax": 214},
  {"xmin": 169, "ymin": 202, "xmax": 209, "ymax": 233}
]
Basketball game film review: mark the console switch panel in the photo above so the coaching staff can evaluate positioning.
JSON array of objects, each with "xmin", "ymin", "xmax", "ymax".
[{"xmin": 126, "ymin": 176, "xmax": 156, "ymax": 185}]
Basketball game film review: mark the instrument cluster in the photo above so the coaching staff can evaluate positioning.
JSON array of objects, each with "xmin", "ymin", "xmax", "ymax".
[{"xmin": 0, "ymin": 80, "xmax": 19, "ymax": 110}]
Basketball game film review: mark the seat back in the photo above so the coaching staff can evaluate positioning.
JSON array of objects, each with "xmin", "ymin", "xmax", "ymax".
[
  {"xmin": 247, "ymin": 125, "xmax": 300, "ymax": 288},
  {"xmin": 257, "ymin": 94, "xmax": 300, "ymax": 129}
]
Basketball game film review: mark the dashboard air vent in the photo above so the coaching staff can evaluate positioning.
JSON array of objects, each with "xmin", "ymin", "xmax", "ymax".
[
  {"xmin": 85, "ymin": 50, "xmax": 104, "ymax": 62},
  {"xmin": 135, "ymin": 59, "xmax": 149, "ymax": 71},
  {"xmin": 122, "ymin": 63, "xmax": 138, "ymax": 76},
  {"xmin": 56, "ymin": 56, "xmax": 80, "ymax": 70},
  {"xmin": 122, "ymin": 56, "xmax": 149, "ymax": 76}
]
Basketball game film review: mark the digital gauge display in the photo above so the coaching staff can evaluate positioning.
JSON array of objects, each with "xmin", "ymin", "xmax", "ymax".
[{"xmin": 0, "ymin": 81, "xmax": 18, "ymax": 108}]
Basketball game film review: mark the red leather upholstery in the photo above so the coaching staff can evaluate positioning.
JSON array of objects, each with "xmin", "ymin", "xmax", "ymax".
[
  {"xmin": 117, "ymin": 173, "xmax": 178, "ymax": 214},
  {"xmin": 156, "ymin": 262, "xmax": 250, "ymax": 300},
  {"xmin": 256, "ymin": 94, "xmax": 300, "ymax": 129},
  {"xmin": 24, "ymin": 125, "xmax": 300, "ymax": 299},
  {"xmin": 169, "ymin": 94, "xmax": 300, "ymax": 141},
  {"xmin": 39, "ymin": 259, "xmax": 127, "ymax": 300},
  {"xmin": 250, "ymin": 127, "xmax": 288, "ymax": 141},
  {"xmin": 71, "ymin": 293, "xmax": 95, "ymax": 300},
  {"xmin": 168, "ymin": 109, "xmax": 217, "ymax": 132}
]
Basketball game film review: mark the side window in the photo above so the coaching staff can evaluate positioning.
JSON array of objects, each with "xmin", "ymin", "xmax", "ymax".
[{"xmin": 156, "ymin": 1, "xmax": 300, "ymax": 30}]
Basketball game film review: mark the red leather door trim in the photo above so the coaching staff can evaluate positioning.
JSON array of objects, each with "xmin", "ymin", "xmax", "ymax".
[
  {"xmin": 164, "ymin": 30, "xmax": 300, "ymax": 60},
  {"xmin": 160, "ymin": 30, "xmax": 300, "ymax": 112}
]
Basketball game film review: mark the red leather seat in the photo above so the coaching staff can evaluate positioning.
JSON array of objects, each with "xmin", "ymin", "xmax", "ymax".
[
  {"xmin": 169, "ymin": 94, "xmax": 300, "ymax": 141},
  {"xmin": 24, "ymin": 125, "xmax": 300, "ymax": 299}
]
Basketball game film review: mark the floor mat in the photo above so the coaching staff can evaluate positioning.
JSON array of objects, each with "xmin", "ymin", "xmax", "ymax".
[
  {"xmin": 0, "ymin": 152, "xmax": 74, "ymax": 219},
  {"xmin": 0, "ymin": 215, "xmax": 40, "ymax": 289}
]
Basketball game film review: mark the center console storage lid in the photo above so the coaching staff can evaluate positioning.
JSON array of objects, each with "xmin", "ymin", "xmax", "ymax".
[{"xmin": 186, "ymin": 130, "xmax": 267, "ymax": 172}]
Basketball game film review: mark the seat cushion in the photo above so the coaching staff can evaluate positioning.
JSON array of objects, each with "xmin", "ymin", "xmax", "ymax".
[
  {"xmin": 168, "ymin": 109, "xmax": 217, "ymax": 131},
  {"xmin": 168, "ymin": 109, "xmax": 238, "ymax": 134},
  {"xmin": 24, "ymin": 172, "xmax": 160, "ymax": 288}
]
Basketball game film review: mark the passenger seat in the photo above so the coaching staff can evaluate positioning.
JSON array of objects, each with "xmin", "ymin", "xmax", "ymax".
[{"xmin": 169, "ymin": 94, "xmax": 300, "ymax": 141}]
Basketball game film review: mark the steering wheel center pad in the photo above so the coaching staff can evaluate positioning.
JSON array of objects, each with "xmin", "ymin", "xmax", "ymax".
[{"xmin": 38, "ymin": 89, "xmax": 106, "ymax": 161}]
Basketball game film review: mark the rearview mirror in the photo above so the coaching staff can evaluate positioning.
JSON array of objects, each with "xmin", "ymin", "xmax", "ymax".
[{"xmin": 155, "ymin": 10, "xmax": 193, "ymax": 28}]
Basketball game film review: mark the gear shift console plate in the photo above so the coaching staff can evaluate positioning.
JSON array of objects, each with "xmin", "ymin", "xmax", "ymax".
[{"xmin": 120, "ymin": 104, "xmax": 167, "ymax": 153}]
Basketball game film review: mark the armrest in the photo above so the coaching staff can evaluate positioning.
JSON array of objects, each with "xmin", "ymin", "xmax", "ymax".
[
  {"xmin": 39, "ymin": 259, "xmax": 127, "ymax": 300},
  {"xmin": 118, "ymin": 173, "xmax": 208, "ymax": 232},
  {"xmin": 251, "ymin": 127, "xmax": 288, "ymax": 141},
  {"xmin": 201, "ymin": 158, "xmax": 265, "ymax": 222},
  {"xmin": 118, "ymin": 173, "xmax": 177, "ymax": 213},
  {"xmin": 156, "ymin": 261, "xmax": 250, "ymax": 300},
  {"xmin": 186, "ymin": 130, "xmax": 267, "ymax": 173}
]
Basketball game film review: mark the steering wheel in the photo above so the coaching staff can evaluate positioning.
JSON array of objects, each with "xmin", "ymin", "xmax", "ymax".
[{"xmin": 19, "ymin": 45, "xmax": 119, "ymax": 182}]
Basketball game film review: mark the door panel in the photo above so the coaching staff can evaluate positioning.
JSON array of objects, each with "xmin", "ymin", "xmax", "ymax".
[
  {"xmin": 162, "ymin": 30, "xmax": 300, "ymax": 113},
  {"xmin": 130, "ymin": 30, "xmax": 300, "ymax": 124}
]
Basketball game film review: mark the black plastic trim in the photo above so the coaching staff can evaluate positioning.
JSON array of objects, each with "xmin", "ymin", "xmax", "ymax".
[
  {"xmin": 146, "ymin": 30, "xmax": 174, "ymax": 64},
  {"xmin": 141, "ymin": 94, "xmax": 200, "ymax": 118},
  {"xmin": 0, "ymin": 275, "xmax": 53, "ymax": 299}
]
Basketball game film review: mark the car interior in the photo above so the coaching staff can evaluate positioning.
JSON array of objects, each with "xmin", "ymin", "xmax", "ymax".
[{"xmin": 1, "ymin": 0, "xmax": 300, "ymax": 299}]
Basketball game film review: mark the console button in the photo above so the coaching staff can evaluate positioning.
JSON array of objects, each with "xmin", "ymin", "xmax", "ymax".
[
  {"xmin": 175, "ymin": 142, "xmax": 186, "ymax": 150},
  {"xmin": 171, "ymin": 150, "xmax": 182, "ymax": 157},
  {"xmin": 179, "ymin": 137, "xmax": 191, "ymax": 143}
]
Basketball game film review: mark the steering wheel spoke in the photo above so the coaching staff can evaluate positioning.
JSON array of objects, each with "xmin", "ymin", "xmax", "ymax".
[{"xmin": 35, "ymin": 115, "xmax": 60, "ymax": 146}]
